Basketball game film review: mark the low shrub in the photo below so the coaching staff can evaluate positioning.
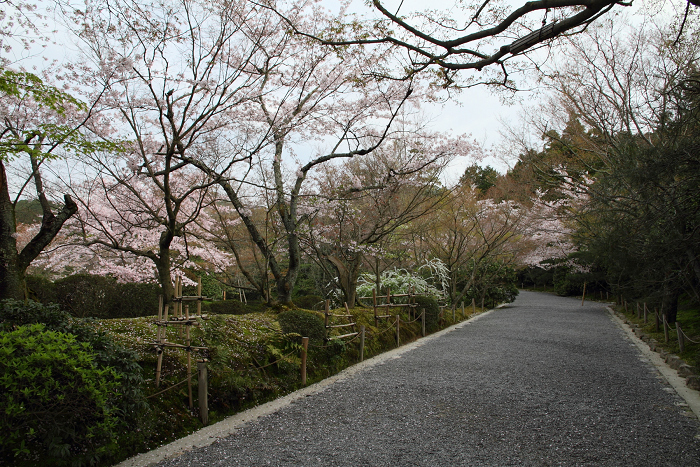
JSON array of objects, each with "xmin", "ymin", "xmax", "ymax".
[
  {"xmin": 413, "ymin": 295, "xmax": 440, "ymax": 333},
  {"xmin": 294, "ymin": 295, "xmax": 323, "ymax": 310},
  {"xmin": 53, "ymin": 274, "xmax": 116, "ymax": 318},
  {"xmin": 277, "ymin": 309, "xmax": 326, "ymax": 341},
  {"xmin": 25, "ymin": 275, "xmax": 56, "ymax": 303},
  {"xmin": 0, "ymin": 324, "xmax": 121, "ymax": 466},
  {"xmin": 203, "ymin": 300, "xmax": 249, "ymax": 315},
  {"xmin": 0, "ymin": 299, "xmax": 147, "ymax": 460}
]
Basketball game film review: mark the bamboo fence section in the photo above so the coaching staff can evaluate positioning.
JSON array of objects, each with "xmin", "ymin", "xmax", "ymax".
[{"xmin": 149, "ymin": 276, "xmax": 210, "ymax": 423}]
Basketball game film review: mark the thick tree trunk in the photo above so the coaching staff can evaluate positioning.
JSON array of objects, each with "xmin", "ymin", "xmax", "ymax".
[
  {"xmin": 157, "ymin": 232, "xmax": 175, "ymax": 307},
  {"xmin": 0, "ymin": 161, "xmax": 23, "ymax": 300}
]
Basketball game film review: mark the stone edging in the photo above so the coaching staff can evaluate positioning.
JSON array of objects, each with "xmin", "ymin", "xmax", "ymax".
[{"xmin": 607, "ymin": 307, "xmax": 700, "ymax": 421}]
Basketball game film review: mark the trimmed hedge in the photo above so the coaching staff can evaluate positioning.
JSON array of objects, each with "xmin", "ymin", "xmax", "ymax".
[
  {"xmin": 27, "ymin": 274, "xmax": 160, "ymax": 319},
  {"xmin": 202, "ymin": 300, "xmax": 249, "ymax": 315}
]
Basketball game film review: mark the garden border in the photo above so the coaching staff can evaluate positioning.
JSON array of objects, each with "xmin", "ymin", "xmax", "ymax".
[{"xmin": 115, "ymin": 306, "xmax": 501, "ymax": 467}]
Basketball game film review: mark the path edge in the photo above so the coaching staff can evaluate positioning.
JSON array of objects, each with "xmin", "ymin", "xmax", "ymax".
[
  {"xmin": 606, "ymin": 306, "xmax": 700, "ymax": 421},
  {"xmin": 115, "ymin": 307, "xmax": 501, "ymax": 467}
]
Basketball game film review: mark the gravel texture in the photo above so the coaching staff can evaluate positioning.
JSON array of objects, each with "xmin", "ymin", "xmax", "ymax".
[{"xmin": 154, "ymin": 291, "xmax": 700, "ymax": 466}]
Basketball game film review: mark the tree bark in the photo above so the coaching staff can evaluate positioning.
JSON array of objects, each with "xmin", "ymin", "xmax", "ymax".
[{"xmin": 0, "ymin": 161, "xmax": 23, "ymax": 300}]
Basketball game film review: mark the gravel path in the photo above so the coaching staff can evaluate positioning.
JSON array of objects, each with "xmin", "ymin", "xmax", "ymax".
[{"xmin": 154, "ymin": 291, "xmax": 700, "ymax": 466}]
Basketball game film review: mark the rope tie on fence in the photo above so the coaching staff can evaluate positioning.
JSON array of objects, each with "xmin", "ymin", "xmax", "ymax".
[
  {"xmin": 251, "ymin": 348, "xmax": 301, "ymax": 370},
  {"xmin": 369, "ymin": 318, "xmax": 399, "ymax": 337},
  {"xmin": 147, "ymin": 378, "xmax": 189, "ymax": 399}
]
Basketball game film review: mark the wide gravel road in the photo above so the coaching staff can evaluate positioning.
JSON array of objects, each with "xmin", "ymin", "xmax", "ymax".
[{"xmin": 155, "ymin": 291, "xmax": 700, "ymax": 466}]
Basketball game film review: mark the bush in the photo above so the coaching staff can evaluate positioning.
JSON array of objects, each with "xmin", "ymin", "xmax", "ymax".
[
  {"xmin": 277, "ymin": 309, "xmax": 326, "ymax": 341},
  {"xmin": 0, "ymin": 324, "xmax": 121, "ymax": 466},
  {"xmin": 554, "ymin": 267, "xmax": 584, "ymax": 296},
  {"xmin": 203, "ymin": 300, "xmax": 249, "ymax": 315},
  {"xmin": 0, "ymin": 299, "xmax": 147, "ymax": 452},
  {"xmin": 414, "ymin": 296, "xmax": 440, "ymax": 333},
  {"xmin": 53, "ymin": 274, "xmax": 116, "ymax": 318},
  {"xmin": 294, "ymin": 295, "xmax": 323, "ymax": 310},
  {"xmin": 25, "ymin": 275, "xmax": 56, "ymax": 303}
]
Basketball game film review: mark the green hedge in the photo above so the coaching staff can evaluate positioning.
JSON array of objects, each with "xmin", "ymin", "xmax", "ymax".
[
  {"xmin": 27, "ymin": 274, "xmax": 161, "ymax": 319},
  {"xmin": 0, "ymin": 299, "xmax": 147, "ymax": 445}
]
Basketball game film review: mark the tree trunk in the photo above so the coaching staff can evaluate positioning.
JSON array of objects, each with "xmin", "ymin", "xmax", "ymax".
[
  {"xmin": 326, "ymin": 254, "xmax": 361, "ymax": 308},
  {"xmin": 0, "ymin": 161, "xmax": 23, "ymax": 300},
  {"xmin": 662, "ymin": 278, "xmax": 680, "ymax": 324}
]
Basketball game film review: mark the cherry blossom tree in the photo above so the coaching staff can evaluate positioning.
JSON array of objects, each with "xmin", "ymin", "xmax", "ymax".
[
  {"xmin": 303, "ymin": 135, "xmax": 470, "ymax": 307},
  {"xmin": 60, "ymin": 0, "xmax": 282, "ymax": 302},
  {"xmin": 171, "ymin": 2, "xmax": 452, "ymax": 305}
]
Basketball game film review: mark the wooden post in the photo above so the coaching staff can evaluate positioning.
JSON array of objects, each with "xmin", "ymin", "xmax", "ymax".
[
  {"xmin": 461, "ymin": 301, "xmax": 465, "ymax": 320},
  {"xmin": 624, "ymin": 300, "xmax": 628, "ymax": 314},
  {"xmin": 452, "ymin": 306, "xmax": 455, "ymax": 322},
  {"xmin": 359, "ymin": 326, "xmax": 365, "ymax": 362},
  {"xmin": 155, "ymin": 295, "xmax": 164, "ymax": 387},
  {"xmin": 472, "ymin": 298, "xmax": 476, "ymax": 315},
  {"xmin": 677, "ymin": 324, "xmax": 685, "ymax": 353},
  {"xmin": 186, "ymin": 306, "xmax": 193, "ymax": 410},
  {"xmin": 395, "ymin": 315, "xmax": 400, "ymax": 347},
  {"xmin": 663, "ymin": 315, "xmax": 669, "ymax": 343},
  {"xmin": 324, "ymin": 300, "xmax": 330, "ymax": 340},
  {"xmin": 198, "ymin": 361, "xmax": 208, "ymax": 425},
  {"xmin": 643, "ymin": 304, "xmax": 648, "ymax": 324},
  {"xmin": 197, "ymin": 276, "xmax": 202, "ymax": 317},
  {"xmin": 223, "ymin": 290, "xmax": 226, "ymax": 301},
  {"xmin": 373, "ymin": 289, "xmax": 378, "ymax": 328},
  {"xmin": 421, "ymin": 310, "xmax": 426, "ymax": 337},
  {"xmin": 654, "ymin": 306, "xmax": 659, "ymax": 332},
  {"xmin": 301, "ymin": 337, "xmax": 309, "ymax": 385},
  {"xmin": 581, "ymin": 282, "xmax": 586, "ymax": 306},
  {"xmin": 481, "ymin": 296, "xmax": 484, "ymax": 311}
]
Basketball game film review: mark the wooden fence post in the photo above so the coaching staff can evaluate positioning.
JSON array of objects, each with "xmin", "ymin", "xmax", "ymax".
[
  {"xmin": 461, "ymin": 301, "xmax": 465, "ymax": 320},
  {"xmin": 395, "ymin": 315, "xmax": 400, "ymax": 347},
  {"xmin": 663, "ymin": 315, "xmax": 669, "ymax": 343},
  {"xmin": 198, "ymin": 361, "xmax": 208, "ymax": 425},
  {"xmin": 653, "ymin": 306, "xmax": 659, "ymax": 332},
  {"xmin": 581, "ymin": 282, "xmax": 586, "ymax": 306},
  {"xmin": 643, "ymin": 304, "xmax": 648, "ymax": 324},
  {"xmin": 359, "ymin": 326, "xmax": 365, "ymax": 362},
  {"xmin": 373, "ymin": 289, "xmax": 378, "ymax": 328},
  {"xmin": 301, "ymin": 337, "xmax": 309, "ymax": 385},
  {"xmin": 421, "ymin": 309, "xmax": 426, "ymax": 337},
  {"xmin": 324, "ymin": 300, "xmax": 330, "ymax": 340},
  {"xmin": 677, "ymin": 324, "xmax": 685, "ymax": 353}
]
